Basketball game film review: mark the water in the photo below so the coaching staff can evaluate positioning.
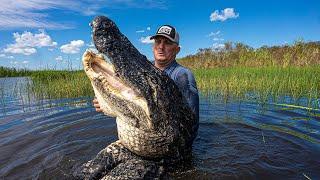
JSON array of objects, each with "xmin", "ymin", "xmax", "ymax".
[{"xmin": 0, "ymin": 77, "xmax": 319, "ymax": 179}]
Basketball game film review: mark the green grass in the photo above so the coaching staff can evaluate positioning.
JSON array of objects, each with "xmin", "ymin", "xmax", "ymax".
[
  {"xmin": 28, "ymin": 70, "xmax": 94, "ymax": 99},
  {"xmin": 194, "ymin": 66, "xmax": 319, "ymax": 108}
]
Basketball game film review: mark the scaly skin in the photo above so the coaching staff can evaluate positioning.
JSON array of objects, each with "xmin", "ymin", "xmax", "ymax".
[{"xmin": 74, "ymin": 16, "xmax": 199, "ymax": 179}]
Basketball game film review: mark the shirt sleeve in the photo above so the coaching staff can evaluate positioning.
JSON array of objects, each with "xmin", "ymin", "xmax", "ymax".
[{"xmin": 174, "ymin": 68, "xmax": 199, "ymax": 120}]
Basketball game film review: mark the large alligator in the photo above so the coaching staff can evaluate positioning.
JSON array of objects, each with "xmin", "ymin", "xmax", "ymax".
[{"xmin": 74, "ymin": 16, "xmax": 198, "ymax": 179}]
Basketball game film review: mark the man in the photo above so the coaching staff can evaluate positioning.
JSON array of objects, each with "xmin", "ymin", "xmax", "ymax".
[{"xmin": 93, "ymin": 25, "xmax": 199, "ymax": 120}]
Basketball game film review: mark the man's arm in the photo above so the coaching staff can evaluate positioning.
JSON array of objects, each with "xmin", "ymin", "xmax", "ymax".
[{"xmin": 174, "ymin": 68, "xmax": 199, "ymax": 120}]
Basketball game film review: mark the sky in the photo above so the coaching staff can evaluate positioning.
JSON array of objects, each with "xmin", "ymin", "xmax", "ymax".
[{"xmin": 0, "ymin": 0, "xmax": 319, "ymax": 70}]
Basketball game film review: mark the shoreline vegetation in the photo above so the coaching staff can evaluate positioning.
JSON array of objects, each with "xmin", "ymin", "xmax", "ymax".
[{"xmin": 1, "ymin": 41, "xmax": 319, "ymax": 109}]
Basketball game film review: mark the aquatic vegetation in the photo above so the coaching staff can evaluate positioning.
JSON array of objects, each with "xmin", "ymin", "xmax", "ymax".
[
  {"xmin": 194, "ymin": 66, "xmax": 320, "ymax": 109},
  {"xmin": 28, "ymin": 70, "xmax": 93, "ymax": 100}
]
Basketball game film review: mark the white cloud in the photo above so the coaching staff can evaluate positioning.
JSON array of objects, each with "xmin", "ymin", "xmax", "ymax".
[
  {"xmin": 210, "ymin": 8, "xmax": 239, "ymax": 22},
  {"xmin": 22, "ymin": 60, "xmax": 29, "ymax": 64},
  {"xmin": 212, "ymin": 43, "xmax": 225, "ymax": 50},
  {"xmin": 86, "ymin": 42, "xmax": 95, "ymax": 47},
  {"xmin": 4, "ymin": 45, "xmax": 36, "ymax": 55},
  {"xmin": 207, "ymin": 30, "xmax": 224, "ymax": 41},
  {"xmin": 136, "ymin": 26, "xmax": 151, "ymax": 33},
  {"xmin": 0, "ymin": 0, "xmax": 76, "ymax": 29},
  {"xmin": 208, "ymin": 31, "xmax": 220, "ymax": 37},
  {"xmin": 10, "ymin": 61, "xmax": 19, "ymax": 64},
  {"xmin": 3, "ymin": 29, "xmax": 57, "ymax": 55},
  {"xmin": 55, "ymin": 56, "xmax": 63, "ymax": 61},
  {"xmin": 213, "ymin": 38, "xmax": 224, "ymax": 41},
  {"xmin": 140, "ymin": 36, "xmax": 154, "ymax": 44},
  {"xmin": 0, "ymin": 54, "xmax": 5, "ymax": 57},
  {"xmin": 0, "ymin": 0, "xmax": 166, "ymax": 29},
  {"xmin": 60, "ymin": 40, "xmax": 84, "ymax": 54}
]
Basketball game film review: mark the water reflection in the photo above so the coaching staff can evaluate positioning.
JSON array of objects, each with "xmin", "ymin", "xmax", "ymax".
[{"xmin": 0, "ymin": 77, "xmax": 319, "ymax": 179}]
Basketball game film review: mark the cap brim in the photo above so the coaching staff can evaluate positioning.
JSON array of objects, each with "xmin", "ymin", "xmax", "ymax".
[{"xmin": 150, "ymin": 34, "xmax": 177, "ymax": 44}]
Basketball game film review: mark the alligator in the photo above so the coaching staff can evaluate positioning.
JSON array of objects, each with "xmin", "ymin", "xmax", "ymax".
[{"xmin": 74, "ymin": 16, "xmax": 198, "ymax": 179}]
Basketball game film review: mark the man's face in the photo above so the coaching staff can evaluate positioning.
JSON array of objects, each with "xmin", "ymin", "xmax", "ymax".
[{"xmin": 152, "ymin": 36, "xmax": 180, "ymax": 65}]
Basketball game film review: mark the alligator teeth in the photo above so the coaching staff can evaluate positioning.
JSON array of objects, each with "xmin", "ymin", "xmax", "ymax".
[
  {"xmin": 102, "ymin": 79, "xmax": 108, "ymax": 84},
  {"xmin": 98, "ymin": 73, "xmax": 104, "ymax": 79}
]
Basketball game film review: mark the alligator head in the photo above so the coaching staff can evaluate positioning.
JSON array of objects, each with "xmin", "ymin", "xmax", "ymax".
[{"xmin": 83, "ymin": 16, "xmax": 198, "ymax": 159}]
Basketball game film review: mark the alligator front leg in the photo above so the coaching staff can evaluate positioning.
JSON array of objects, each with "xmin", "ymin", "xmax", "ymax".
[
  {"xmin": 101, "ymin": 159, "xmax": 165, "ymax": 180},
  {"xmin": 73, "ymin": 141, "xmax": 136, "ymax": 180}
]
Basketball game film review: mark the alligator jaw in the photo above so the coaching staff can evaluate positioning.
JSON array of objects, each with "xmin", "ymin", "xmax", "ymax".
[{"xmin": 82, "ymin": 49, "xmax": 150, "ymax": 118}]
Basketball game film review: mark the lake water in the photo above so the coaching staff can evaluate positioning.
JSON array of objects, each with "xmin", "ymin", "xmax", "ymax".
[{"xmin": 0, "ymin": 77, "xmax": 319, "ymax": 179}]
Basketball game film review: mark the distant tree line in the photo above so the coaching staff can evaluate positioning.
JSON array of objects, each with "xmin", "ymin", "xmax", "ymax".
[
  {"xmin": 0, "ymin": 66, "xmax": 31, "ymax": 77},
  {"xmin": 178, "ymin": 41, "xmax": 320, "ymax": 69}
]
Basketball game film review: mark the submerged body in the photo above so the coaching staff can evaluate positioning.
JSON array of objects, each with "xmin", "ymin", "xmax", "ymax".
[{"xmin": 75, "ymin": 16, "xmax": 199, "ymax": 179}]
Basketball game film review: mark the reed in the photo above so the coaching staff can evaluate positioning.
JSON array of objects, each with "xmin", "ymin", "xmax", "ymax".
[
  {"xmin": 194, "ymin": 66, "xmax": 320, "ymax": 108},
  {"xmin": 29, "ymin": 70, "xmax": 94, "ymax": 100}
]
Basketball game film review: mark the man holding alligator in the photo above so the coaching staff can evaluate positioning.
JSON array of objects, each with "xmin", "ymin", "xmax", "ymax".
[
  {"xmin": 77, "ymin": 16, "xmax": 200, "ymax": 179},
  {"xmin": 93, "ymin": 25, "xmax": 199, "ymax": 120}
]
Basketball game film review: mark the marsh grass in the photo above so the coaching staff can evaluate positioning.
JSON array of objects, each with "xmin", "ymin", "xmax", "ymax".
[
  {"xmin": 194, "ymin": 66, "xmax": 320, "ymax": 109},
  {"xmin": 29, "ymin": 70, "xmax": 93, "ymax": 100}
]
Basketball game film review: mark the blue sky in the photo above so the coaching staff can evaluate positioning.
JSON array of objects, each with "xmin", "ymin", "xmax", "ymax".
[{"xmin": 0, "ymin": 0, "xmax": 319, "ymax": 70}]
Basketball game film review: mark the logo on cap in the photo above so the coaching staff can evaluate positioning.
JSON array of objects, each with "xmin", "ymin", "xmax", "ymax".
[{"xmin": 158, "ymin": 26, "xmax": 172, "ymax": 35}]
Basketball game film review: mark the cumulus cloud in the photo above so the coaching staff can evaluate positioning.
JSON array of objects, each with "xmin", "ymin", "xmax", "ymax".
[
  {"xmin": 0, "ymin": 54, "xmax": 6, "ymax": 57},
  {"xmin": 22, "ymin": 60, "xmax": 29, "ymax": 64},
  {"xmin": 210, "ymin": 8, "xmax": 239, "ymax": 22},
  {"xmin": 4, "ymin": 46, "xmax": 36, "ymax": 56},
  {"xmin": 60, "ymin": 40, "xmax": 84, "ymax": 54},
  {"xmin": 140, "ymin": 36, "xmax": 154, "ymax": 44},
  {"xmin": 136, "ymin": 30, "xmax": 145, "ymax": 33},
  {"xmin": 147, "ymin": 27, "xmax": 151, "ymax": 31},
  {"xmin": 3, "ymin": 29, "xmax": 57, "ymax": 55}
]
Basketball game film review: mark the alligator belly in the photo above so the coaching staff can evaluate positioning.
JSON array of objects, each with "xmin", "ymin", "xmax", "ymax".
[{"xmin": 116, "ymin": 117, "xmax": 172, "ymax": 158}]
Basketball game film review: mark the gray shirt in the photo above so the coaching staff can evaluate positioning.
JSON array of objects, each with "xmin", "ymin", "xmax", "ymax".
[{"xmin": 163, "ymin": 60, "xmax": 199, "ymax": 120}]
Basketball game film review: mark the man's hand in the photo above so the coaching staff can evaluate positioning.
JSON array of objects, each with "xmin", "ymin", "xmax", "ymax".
[{"xmin": 93, "ymin": 98, "xmax": 103, "ymax": 112}]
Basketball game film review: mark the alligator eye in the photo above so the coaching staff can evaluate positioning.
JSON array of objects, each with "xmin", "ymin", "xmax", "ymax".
[{"xmin": 89, "ymin": 22, "xmax": 93, "ymax": 27}]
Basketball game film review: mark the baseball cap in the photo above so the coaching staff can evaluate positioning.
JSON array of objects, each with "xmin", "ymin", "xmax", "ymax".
[{"xmin": 150, "ymin": 25, "xmax": 179, "ymax": 45}]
